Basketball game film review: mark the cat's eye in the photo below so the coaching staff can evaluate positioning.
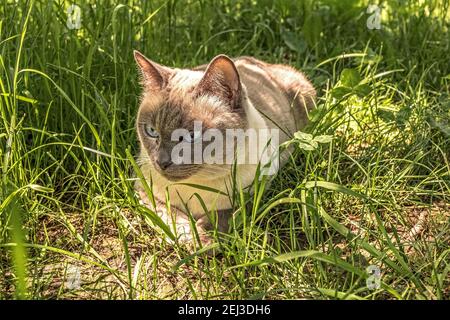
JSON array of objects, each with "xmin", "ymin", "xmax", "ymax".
[
  {"xmin": 144, "ymin": 124, "xmax": 159, "ymax": 138},
  {"xmin": 184, "ymin": 130, "xmax": 202, "ymax": 143}
]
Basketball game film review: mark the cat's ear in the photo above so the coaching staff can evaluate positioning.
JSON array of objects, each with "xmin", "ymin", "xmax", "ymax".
[
  {"xmin": 134, "ymin": 50, "xmax": 172, "ymax": 91},
  {"xmin": 196, "ymin": 55, "xmax": 241, "ymax": 110}
]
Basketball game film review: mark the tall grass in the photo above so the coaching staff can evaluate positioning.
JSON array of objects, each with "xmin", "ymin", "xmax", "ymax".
[{"xmin": 0, "ymin": 0, "xmax": 449, "ymax": 299}]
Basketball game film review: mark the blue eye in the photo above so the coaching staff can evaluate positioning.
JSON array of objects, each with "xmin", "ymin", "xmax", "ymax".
[{"xmin": 144, "ymin": 124, "xmax": 159, "ymax": 138}]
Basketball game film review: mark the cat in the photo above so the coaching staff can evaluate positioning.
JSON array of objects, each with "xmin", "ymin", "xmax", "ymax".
[{"xmin": 133, "ymin": 51, "xmax": 316, "ymax": 248}]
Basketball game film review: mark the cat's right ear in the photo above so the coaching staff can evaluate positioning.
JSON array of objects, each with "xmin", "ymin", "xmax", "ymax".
[
  {"xmin": 196, "ymin": 55, "xmax": 242, "ymax": 111},
  {"xmin": 134, "ymin": 50, "xmax": 171, "ymax": 91}
]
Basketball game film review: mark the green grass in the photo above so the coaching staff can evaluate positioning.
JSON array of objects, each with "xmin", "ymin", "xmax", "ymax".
[{"xmin": 1, "ymin": 0, "xmax": 449, "ymax": 299}]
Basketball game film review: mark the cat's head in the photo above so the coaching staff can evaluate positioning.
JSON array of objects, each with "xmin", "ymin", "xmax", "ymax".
[{"xmin": 134, "ymin": 51, "xmax": 247, "ymax": 181}]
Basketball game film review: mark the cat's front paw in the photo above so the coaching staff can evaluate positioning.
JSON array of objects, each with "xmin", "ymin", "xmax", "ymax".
[
  {"xmin": 195, "ymin": 232, "xmax": 220, "ymax": 256},
  {"xmin": 198, "ymin": 232, "xmax": 214, "ymax": 247}
]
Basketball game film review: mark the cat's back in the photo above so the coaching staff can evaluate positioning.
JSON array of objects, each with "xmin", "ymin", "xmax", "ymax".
[
  {"xmin": 193, "ymin": 56, "xmax": 315, "ymax": 136},
  {"xmin": 234, "ymin": 56, "xmax": 315, "ymax": 135}
]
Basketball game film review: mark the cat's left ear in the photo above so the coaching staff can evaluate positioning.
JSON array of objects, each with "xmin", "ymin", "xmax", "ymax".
[
  {"xmin": 196, "ymin": 55, "xmax": 242, "ymax": 110},
  {"xmin": 134, "ymin": 50, "xmax": 172, "ymax": 91}
]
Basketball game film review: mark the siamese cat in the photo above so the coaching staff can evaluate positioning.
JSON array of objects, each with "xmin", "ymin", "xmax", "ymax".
[{"xmin": 134, "ymin": 51, "xmax": 315, "ymax": 248}]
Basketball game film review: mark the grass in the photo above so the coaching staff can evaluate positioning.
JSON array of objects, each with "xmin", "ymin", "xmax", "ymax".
[{"xmin": 0, "ymin": 0, "xmax": 449, "ymax": 299}]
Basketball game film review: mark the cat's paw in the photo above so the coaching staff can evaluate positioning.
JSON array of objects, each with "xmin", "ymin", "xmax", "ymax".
[
  {"xmin": 198, "ymin": 232, "xmax": 214, "ymax": 247},
  {"xmin": 196, "ymin": 232, "xmax": 220, "ymax": 256}
]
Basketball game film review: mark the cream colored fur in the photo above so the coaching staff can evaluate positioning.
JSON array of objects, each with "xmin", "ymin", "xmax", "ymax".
[{"xmin": 135, "ymin": 54, "xmax": 315, "ymax": 245}]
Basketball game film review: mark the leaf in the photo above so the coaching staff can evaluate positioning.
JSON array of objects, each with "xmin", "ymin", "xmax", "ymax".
[
  {"xmin": 139, "ymin": 206, "xmax": 176, "ymax": 242},
  {"xmin": 0, "ymin": 93, "xmax": 37, "ymax": 104},
  {"xmin": 172, "ymin": 182, "xmax": 228, "ymax": 196},
  {"xmin": 255, "ymin": 197, "xmax": 311, "ymax": 224},
  {"xmin": 330, "ymin": 86, "xmax": 351, "ymax": 99},
  {"xmin": 303, "ymin": 12, "xmax": 322, "ymax": 48},
  {"xmin": 28, "ymin": 184, "xmax": 54, "ymax": 193},
  {"xmin": 317, "ymin": 288, "xmax": 365, "ymax": 300},
  {"xmin": 309, "ymin": 139, "xmax": 319, "ymax": 148},
  {"xmin": 354, "ymin": 83, "xmax": 371, "ymax": 97},
  {"xmin": 308, "ymin": 105, "xmax": 325, "ymax": 122},
  {"xmin": 340, "ymin": 68, "xmax": 361, "ymax": 88},
  {"xmin": 281, "ymin": 30, "xmax": 307, "ymax": 54},
  {"xmin": 304, "ymin": 181, "xmax": 367, "ymax": 200},
  {"xmin": 298, "ymin": 141, "xmax": 316, "ymax": 151},
  {"xmin": 377, "ymin": 109, "xmax": 396, "ymax": 122},
  {"xmin": 314, "ymin": 135, "xmax": 333, "ymax": 143},
  {"xmin": 294, "ymin": 131, "xmax": 313, "ymax": 141}
]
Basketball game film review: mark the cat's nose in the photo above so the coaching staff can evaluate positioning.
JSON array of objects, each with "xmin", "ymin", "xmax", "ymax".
[
  {"xmin": 156, "ymin": 151, "xmax": 172, "ymax": 170},
  {"xmin": 157, "ymin": 159, "xmax": 172, "ymax": 170}
]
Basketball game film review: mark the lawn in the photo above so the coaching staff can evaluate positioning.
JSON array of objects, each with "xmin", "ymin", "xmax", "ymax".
[{"xmin": 0, "ymin": 0, "xmax": 449, "ymax": 299}]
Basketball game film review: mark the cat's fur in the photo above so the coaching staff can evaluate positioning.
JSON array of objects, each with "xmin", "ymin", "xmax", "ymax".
[{"xmin": 134, "ymin": 51, "xmax": 315, "ymax": 246}]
